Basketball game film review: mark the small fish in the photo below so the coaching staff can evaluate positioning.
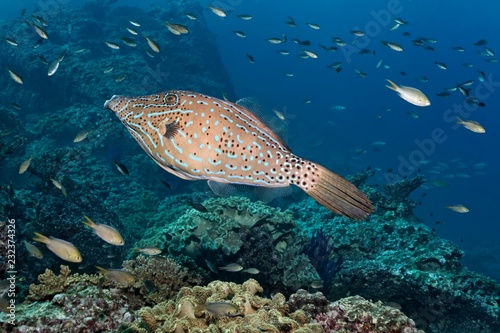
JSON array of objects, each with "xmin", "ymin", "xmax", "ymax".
[
  {"xmin": 7, "ymin": 68, "xmax": 23, "ymax": 84},
  {"xmin": 233, "ymin": 30, "xmax": 246, "ymax": 38},
  {"xmin": 452, "ymin": 46, "xmax": 465, "ymax": 52},
  {"xmin": 105, "ymin": 41, "xmax": 120, "ymax": 49},
  {"xmin": 73, "ymin": 130, "xmax": 90, "ymax": 142},
  {"xmin": 19, "ymin": 155, "xmax": 33, "ymax": 174},
  {"xmin": 83, "ymin": 215, "xmax": 124, "ymax": 245},
  {"xmin": 306, "ymin": 23, "xmax": 320, "ymax": 29},
  {"xmin": 196, "ymin": 302, "xmax": 241, "ymax": 317},
  {"xmin": 219, "ymin": 263, "xmax": 243, "ymax": 272},
  {"xmin": 386, "ymin": 79, "xmax": 430, "ymax": 107},
  {"xmin": 389, "ymin": 23, "xmax": 400, "ymax": 31},
  {"xmin": 186, "ymin": 12, "xmax": 197, "ymax": 20},
  {"xmin": 354, "ymin": 68, "xmax": 368, "ymax": 77},
  {"xmin": 246, "ymin": 53, "xmax": 254, "ymax": 63},
  {"xmin": 278, "ymin": 50, "xmax": 290, "ymax": 55},
  {"xmin": 381, "ymin": 41, "xmax": 403, "ymax": 52},
  {"xmin": 47, "ymin": 50, "xmax": 66, "ymax": 76},
  {"xmin": 474, "ymin": 39, "xmax": 488, "ymax": 46},
  {"xmin": 205, "ymin": 260, "xmax": 218, "ymax": 273},
  {"xmin": 350, "ymin": 30, "xmax": 364, "ymax": 37},
  {"xmin": 445, "ymin": 204, "xmax": 469, "ymax": 213},
  {"xmin": 74, "ymin": 47, "xmax": 87, "ymax": 54},
  {"xmin": 241, "ymin": 267, "xmax": 260, "ymax": 274},
  {"xmin": 50, "ymin": 178, "xmax": 67, "ymax": 196},
  {"xmin": 208, "ymin": 5, "xmax": 226, "ymax": 17},
  {"xmin": 303, "ymin": 50, "xmax": 318, "ymax": 58},
  {"xmin": 4, "ymin": 37, "xmax": 18, "ymax": 46},
  {"xmin": 266, "ymin": 37, "xmax": 282, "ymax": 44},
  {"xmin": 436, "ymin": 91, "xmax": 450, "ymax": 97},
  {"xmin": 190, "ymin": 202, "xmax": 208, "ymax": 213},
  {"xmin": 456, "ymin": 117, "xmax": 485, "ymax": 133},
  {"xmin": 113, "ymin": 161, "xmax": 129, "ymax": 175},
  {"xmin": 274, "ymin": 109, "xmax": 285, "ymax": 120},
  {"xmin": 434, "ymin": 61, "xmax": 447, "ymax": 70},
  {"xmin": 477, "ymin": 70, "xmax": 486, "ymax": 82},
  {"xmin": 237, "ymin": 14, "xmax": 252, "ymax": 20},
  {"xmin": 121, "ymin": 37, "xmax": 137, "ymax": 47},
  {"xmin": 95, "ymin": 266, "xmax": 135, "ymax": 287},
  {"xmin": 33, "ymin": 24, "xmax": 48, "ymax": 39},
  {"xmin": 285, "ymin": 16, "xmax": 297, "ymax": 27},
  {"xmin": 144, "ymin": 35, "xmax": 160, "ymax": 53},
  {"xmin": 461, "ymin": 80, "xmax": 474, "ymax": 86},
  {"xmin": 165, "ymin": 22, "xmax": 189, "ymax": 35},
  {"xmin": 115, "ymin": 75, "xmax": 127, "ymax": 82},
  {"xmin": 129, "ymin": 20, "xmax": 140, "ymax": 27},
  {"xmin": 33, "ymin": 232, "xmax": 82, "ymax": 262},
  {"xmin": 126, "ymin": 27, "xmax": 138, "ymax": 35},
  {"xmin": 310, "ymin": 280, "xmax": 323, "ymax": 289},
  {"xmin": 24, "ymin": 240, "xmax": 43, "ymax": 259},
  {"xmin": 407, "ymin": 111, "xmax": 419, "ymax": 119},
  {"xmin": 134, "ymin": 247, "xmax": 161, "ymax": 256},
  {"xmin": 103, "ymin": 67, "xmax": 114, "ymax": 74},
  {"xmin": 160, "ymin": 179, "xmax": 172, "ymax": 189}
]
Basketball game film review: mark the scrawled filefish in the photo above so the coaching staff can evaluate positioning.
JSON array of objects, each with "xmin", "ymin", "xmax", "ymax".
[{"xmin": 104, "ymin": 91, "xmax": 373, "ymax": 219}]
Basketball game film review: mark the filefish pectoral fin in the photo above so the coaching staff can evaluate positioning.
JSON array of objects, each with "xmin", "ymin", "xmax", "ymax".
[{"xmin": 161, "ymin": 121, "xmax": 180, "ymax": 139}]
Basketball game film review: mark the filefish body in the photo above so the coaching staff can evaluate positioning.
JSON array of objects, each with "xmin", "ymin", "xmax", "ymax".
[{"xmin": 105, "ymin": 91, "xmax": 373, "ymax": 219}]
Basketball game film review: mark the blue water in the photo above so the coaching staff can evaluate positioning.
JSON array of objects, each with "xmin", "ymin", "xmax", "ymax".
[{"xmin": 1, "ymin": 0, "xmax": 498, "ymax": 281}]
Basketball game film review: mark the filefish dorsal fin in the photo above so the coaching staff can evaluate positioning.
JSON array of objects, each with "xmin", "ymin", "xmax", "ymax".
[{"xmin": 235, "ymin": 97, "xmax": 290, "ymax": 151}]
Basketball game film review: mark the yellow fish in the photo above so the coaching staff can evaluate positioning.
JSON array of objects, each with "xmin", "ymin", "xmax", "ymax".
[
  {"xmin": 104, "ymin": 91, "xmax": 373, "ymax": 219},
  {"xmin": 83, "ymin": 215, "xmax": 124, "ymax": 245},
  {"xmin": 32, "ymin": 232, "xmax": 82, "ymax": 262},
  {"xmin": 19, "ymin": 155, "xmax": 33, "ymax": 174},
  {"xmin": 95, "ymin": 266, "xmax": 135, "ymax": 286}
]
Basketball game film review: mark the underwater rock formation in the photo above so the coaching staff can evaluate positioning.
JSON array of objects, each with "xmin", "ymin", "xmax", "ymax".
[{"xmin": 135, "ymin": 196, "xmax": 320, "ymax": 294}]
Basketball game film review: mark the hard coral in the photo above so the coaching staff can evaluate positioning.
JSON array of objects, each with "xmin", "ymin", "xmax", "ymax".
[
  {"xmin": 123, "ymin": 279, "xmax": 324, "ymax": 333},
  {"xmin": 122, "ymin": 255, "xmax": 204, "ymax": 305},
  {"xmin": 27, "ymin": 265, "xmax": 100, "ymax": 301},
  {"xmin": 315, "ymin": 295, "xmax": 424, "ymax": 333}
]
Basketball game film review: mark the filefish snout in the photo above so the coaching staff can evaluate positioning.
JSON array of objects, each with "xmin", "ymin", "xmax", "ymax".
[{"xmin": 104, "ymin": 95, "xmax": 126, "ymax": 114}]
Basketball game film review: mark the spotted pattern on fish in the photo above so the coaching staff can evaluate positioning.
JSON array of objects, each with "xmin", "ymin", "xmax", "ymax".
[{"xmin": 105, "ymin": 91, "xmax": 373, "ymax": 219}]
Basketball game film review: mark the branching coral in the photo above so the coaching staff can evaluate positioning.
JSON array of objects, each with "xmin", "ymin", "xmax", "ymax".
[
  {"xmin": 27, "ymin": 265, "xmax": 101, "ymax": 301},
  {"xmin": 122, "ymin": 255, "xmax": 204, "ymax": 305}
]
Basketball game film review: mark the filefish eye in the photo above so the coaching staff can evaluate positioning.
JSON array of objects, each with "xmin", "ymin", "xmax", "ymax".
[{"xmin": 165, "ymin": 93, "xmax": 179, "ymax": 106}]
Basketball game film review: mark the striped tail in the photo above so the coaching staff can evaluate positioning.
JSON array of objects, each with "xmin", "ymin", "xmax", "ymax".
[{"xmin": 301, "ymin": 163, "xmax": 373, "ymax": 220}]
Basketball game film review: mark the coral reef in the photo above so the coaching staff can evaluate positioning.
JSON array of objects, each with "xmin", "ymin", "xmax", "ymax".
[
  {"xmin": 315, "ymin": 295, "xmax": 424, "ymax": 333},
  {"xmin": 123, "ymin": 279, "xmax": 324, "ymax": 333},
  {"xmin": 136, "ymin": 195, "xmax": 320, "ymax": 294},
  {"xmin": 303, "ymin": 229, "xmax": 343, "ymax": 294},
  {"xmin": 122, "ymin": 255, "xmax": 205, "ymax": 306}
]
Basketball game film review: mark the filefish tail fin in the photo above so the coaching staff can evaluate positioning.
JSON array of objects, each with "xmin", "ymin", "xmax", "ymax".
[
  {"xmin": 33, "ymin": 232, "xmax": 49, "ymax": 244},
  {"xmin": 95, "ymin": 266, "xmax": 107, "ymax": 274},
  {"xmin": 304, "ymin": 164, "xmax": 373, "ymax": 220},
  {"xmin": 385, "ymin": 79, "xmax": 398, "ymax": 91}
]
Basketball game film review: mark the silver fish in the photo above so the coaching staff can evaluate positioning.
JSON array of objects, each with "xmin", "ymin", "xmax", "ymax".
[{"xmin": 105, "ymin": 91, "xmax": 373, "ymax": 219}]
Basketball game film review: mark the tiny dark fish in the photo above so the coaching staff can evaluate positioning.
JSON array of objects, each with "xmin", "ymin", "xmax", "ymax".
[
  {"xmin": 113, "ymin": 161, "xmax": 129, "ymax": 175},
  {"xmin": 190, "ymin": 202, "xmax": 208, "ymax": 213},
  {"xmin": 246, "ymin": 53, "xmax": 254, "ymax": 63},
  {"xmin": 144, "ymin": 279, "xmax": 157, "ymax": 292},
  {"xmin": 160, "ymin": 179, "xmax": 172, "ymax": 190}
]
